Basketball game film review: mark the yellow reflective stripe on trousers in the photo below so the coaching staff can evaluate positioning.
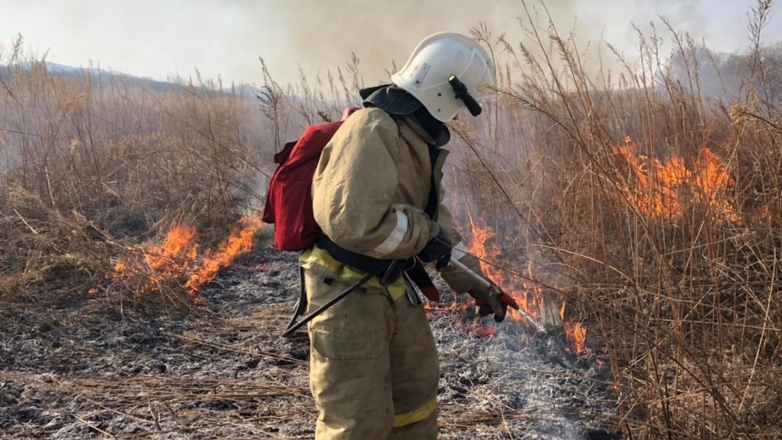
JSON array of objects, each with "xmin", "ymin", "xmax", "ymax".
[
  {"xmin": 393, "ymin": 396, "xmax": 438, "ymax": 427},
  {"xmin": 300, "ymin": 246, "xmax": 406, "ymax": 301}
]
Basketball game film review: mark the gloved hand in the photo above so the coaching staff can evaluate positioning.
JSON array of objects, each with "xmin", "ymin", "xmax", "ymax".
[
  {"xmin": 418, "ymin": 227, "xmax": 452, "ymax": 270},
  {"xmin": 469, "ymin": 281, "xmax": 520, "ymax": 323}
]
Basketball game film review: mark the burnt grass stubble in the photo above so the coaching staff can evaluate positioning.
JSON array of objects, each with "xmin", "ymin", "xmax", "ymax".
[{"xmin": 1, "ymin": 242, "xmax": 619, "ymax": 439}]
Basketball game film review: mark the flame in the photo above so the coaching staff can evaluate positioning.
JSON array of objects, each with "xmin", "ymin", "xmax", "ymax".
[
  {"xmin": 465, "ymin": 216, "xmax": 543, "ymax": 326},
  {"xmin": 461, "ymin": 217, "xmax": 590, "ymax": 354},
  {"xmin": 559, "ymin": 300, "xmax": 589, "ymax": 355},
  {"xmin": 617, "ymin": 138, "xmax": 741, "ymax": 223},
  {"xmin": 185, "ymin": 216, "xmax": 263, "ymax": 294},
  {"xmin": 462, "ymin": 323, "xmax": 498, "ymax": 338},
  {"xmin": 564, "ymin": 322, "xmax": 588, "ymax": 356},
  {"xmin": 111, "ymin": 216, "xmax": 262, "ymax": 297},
  {"xmin": 110, "ymin": 223, "xmax": 199, "ymax": 295}
]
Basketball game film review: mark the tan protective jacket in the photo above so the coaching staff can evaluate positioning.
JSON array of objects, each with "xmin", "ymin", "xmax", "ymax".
[{"xmin": 301, "ymin": 107, "xmax": 483, "ymax": 298}]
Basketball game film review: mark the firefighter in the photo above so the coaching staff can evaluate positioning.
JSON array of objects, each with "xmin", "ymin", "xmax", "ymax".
[{"xmin": 300, "ymin": 32, "xmax": 515, "ymax": 439}]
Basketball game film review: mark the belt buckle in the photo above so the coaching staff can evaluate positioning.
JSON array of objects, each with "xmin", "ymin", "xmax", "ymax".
[
  {"xmin": 379, "ymin": 260, "xmax": 399, "ymax": 285},
  {"xmin": 402, "ymin": 272, "xmax": 422, "ymax": 305}
]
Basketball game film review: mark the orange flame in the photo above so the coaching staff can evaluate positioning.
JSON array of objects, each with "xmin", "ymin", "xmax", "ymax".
[
  {"xmin": 111, "ymin": 216, "xmax": 262, "ymax": 297},
  {"xmin": 110, "ymin": 223, "xmax": 199, "ymax": 295},
  {"xmin": 185, "ymin": 216, "xmax": 263, "ymax": 294},
  {"xmin": 617, "ymin": 138, "xmax": 741, "ymax": 223},
  {"xmin": 462, "ymin": 323, "xmax": 498, "ymax": 338},
  {"xmin": 462, "ymin": 217, "xmax": 590, "ymax": 354},
  {"xmin": 564, "ymin": 322, "xmax": 588, "ymax": 356},
  {"xmin": 560, "ymin": 301, "xmax": 567, "ymax": 322},
  {"xmin": 465, "ymin": 216, "xmax": 543, "ymax": 326}
]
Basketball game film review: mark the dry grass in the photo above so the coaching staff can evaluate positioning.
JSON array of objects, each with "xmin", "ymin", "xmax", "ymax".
[
  {"xmin": 0, "ymin": 37, "xmax": 364, "ymax": 307},
  {"xmin": 446, "ymin": 2, "xmax": 782, "ymax": 438},
  {"xmin": 2, "ymin": 2, "xmax": 782, "ymax": 437},
  {"xmin": 0, "ymin": 36, "xmax": 276, "ymax": 307}
]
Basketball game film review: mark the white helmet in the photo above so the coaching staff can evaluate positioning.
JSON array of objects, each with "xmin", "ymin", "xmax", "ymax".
[{"xmin": 392, "ymin": 32, "xmax": 497, "ymax": 123}]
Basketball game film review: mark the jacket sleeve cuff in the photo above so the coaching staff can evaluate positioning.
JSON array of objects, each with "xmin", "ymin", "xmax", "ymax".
[{"xmin": 438, "ymin": 244, "xmax": 483, "ymax": 294}]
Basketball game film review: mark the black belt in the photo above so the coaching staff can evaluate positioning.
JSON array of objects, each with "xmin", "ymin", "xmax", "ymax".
[
  {"xmin": 316, "ymin": 235, "xmax": 410, "ymax": 285},
  {"xmin": 315, "ymin": 235, "xmax": 438, "ymax": 295},
  {"xmin": 283, "ymin": 236, "xmax": 440, "ymax": 338}
]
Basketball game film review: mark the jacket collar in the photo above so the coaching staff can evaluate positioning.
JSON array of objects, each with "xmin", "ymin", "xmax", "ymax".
[
  {"xmin": 400, "ymin": 115, "xmax": 451, "ymax": 148},
  {"xmin": 360, "ymin": 84, "xmax": 450, "ymax": 147}
]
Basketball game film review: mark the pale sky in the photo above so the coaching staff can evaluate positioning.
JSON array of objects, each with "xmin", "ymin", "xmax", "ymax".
[{"xmin": 0, "ymin": 0, "xmax": 778, "ymax": 86}]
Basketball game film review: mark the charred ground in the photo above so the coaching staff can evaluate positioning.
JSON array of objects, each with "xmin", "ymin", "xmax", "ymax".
[
  {"xmin": 0, "ymin": 242, "xmax": 619, "ymax": 439},
  {"xmin": 4, "ymin": 4, "xmax": 782, "ymax": 437}
]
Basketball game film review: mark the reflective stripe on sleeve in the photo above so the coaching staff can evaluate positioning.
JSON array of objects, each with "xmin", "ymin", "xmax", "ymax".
[{"xmin": 370, "ymin": 208, "xmax": 409, "ymax": 257}]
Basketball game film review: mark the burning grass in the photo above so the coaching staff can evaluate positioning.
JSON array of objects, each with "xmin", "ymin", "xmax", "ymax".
[
  {"xmin": 437, "ymin": 4, "xmax": 782, "ymax": 437},
  {"xmin": 462, "ymin": 218, "xmax": 591, "ymax": 354},
  {"xmin": 615, "ymin": 138, "xmax": 743, "ymax": 224},
  {"xmin": 455, "ymin": 3, "xmax": 782, "ymax": 437},
  {"xmin": 3, "ymin": 2, "xmax": 782, "ymax": 438},
  {"xmin": 0, "ymin": 37, "xmax": 274, "ymax": 309},
  {"xmin": 109, "ymin": 216, "xmax": 263, "ymax": 305}
]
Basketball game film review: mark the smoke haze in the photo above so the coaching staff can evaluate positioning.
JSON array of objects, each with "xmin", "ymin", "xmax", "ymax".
[
  {"xmin": 229, "ymin": 0, "xmax": 773, "ymax": 85},
  {"xmin": 0, "ymin": 0, "xmax": 777, "ymax": 85}
]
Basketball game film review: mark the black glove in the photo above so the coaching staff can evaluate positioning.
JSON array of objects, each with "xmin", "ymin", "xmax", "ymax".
[{"xmin": 418, "ymin": 228, "xmax": 452, "ymax": 270}]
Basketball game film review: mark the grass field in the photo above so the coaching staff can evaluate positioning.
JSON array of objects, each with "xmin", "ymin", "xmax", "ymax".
[{"xmin": 2, "ymin": 2, "xmax": 782, "ymax": 438}]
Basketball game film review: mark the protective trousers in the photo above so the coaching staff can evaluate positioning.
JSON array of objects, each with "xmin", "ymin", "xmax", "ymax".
[{"xmin": 305, "ymin": 271, "xmax": 440, "ymax": 440}]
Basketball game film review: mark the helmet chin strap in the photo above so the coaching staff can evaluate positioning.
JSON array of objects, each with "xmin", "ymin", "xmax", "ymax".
[{"xmin": 448, "ymin": 75, "xmax": 483, "ymax": 117}]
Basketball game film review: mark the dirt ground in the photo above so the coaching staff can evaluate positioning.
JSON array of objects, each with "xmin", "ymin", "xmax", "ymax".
[{"xmin": 0, "ymin": 243, "xmax": 621, "ymax": 439}]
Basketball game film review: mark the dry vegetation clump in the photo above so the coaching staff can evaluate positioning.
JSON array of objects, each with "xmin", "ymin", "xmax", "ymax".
[
  {"xmin": 0, "ymin": 37, "xmax": 365, "ymax": 307},
  {"xmin": 0, "ymin": 186, "xmax": 112, "ymax": 302},
  {"xmin": 443, "ymin": 2, "xmax": 782, "ymax": 438},
  {"xmin": 0, "ymin": 37, "xmax": 275, "ymax": 307},
  {"xmin": 3, "ymin": 1, "xmax": 782, "ymax": 437}
]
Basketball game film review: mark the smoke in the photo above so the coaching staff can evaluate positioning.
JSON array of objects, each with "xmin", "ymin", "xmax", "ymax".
[
  {"xmin": 267, "ymin": 0, "xmax": 574, "ymax": 83},
  {"xmin": 2, "ymin": 0, "xmax": 774, "ymax": 86},
  {"xmin": 254, "ymin": 0, "xmax": 771, "ymax": 86}
]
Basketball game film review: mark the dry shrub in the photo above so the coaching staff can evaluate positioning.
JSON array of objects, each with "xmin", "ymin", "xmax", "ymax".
[
  {"xmin": 0, "ymin": 186, "xmax": 112, "ymax": 303},
  {"xmin": 3, "ymin": 4, "xmax": 781, "ymax": 436},
  {"xmin": 0, "ymin": 37, "xmax": 362, "ymax": 308},
  {"xmin": 0, "ymin": 38, "xmax": 272, "ymax": 307},
  {"xmin": 443, "ymin": 2, "xmax": 782, "ymax": 438}
]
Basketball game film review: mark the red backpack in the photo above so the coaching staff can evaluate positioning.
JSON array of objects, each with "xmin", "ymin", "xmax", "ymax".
[
  {"xmin": 265, "ymin": 109, "xmax": 444, "ymax": 328},
  {"xmin": 262, "ymin": 120, "xmax": 346, "ymax": 251}
]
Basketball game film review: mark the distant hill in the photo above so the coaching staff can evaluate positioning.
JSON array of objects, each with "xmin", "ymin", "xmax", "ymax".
[{"xmin": 2, "ymin": 61, "xmax": 262, "ymax": 98}]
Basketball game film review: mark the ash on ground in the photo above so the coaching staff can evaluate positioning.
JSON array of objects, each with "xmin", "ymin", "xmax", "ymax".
[{"xmin": 0, "ymin": 244, "xmax": 620, "ymax": 439}]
